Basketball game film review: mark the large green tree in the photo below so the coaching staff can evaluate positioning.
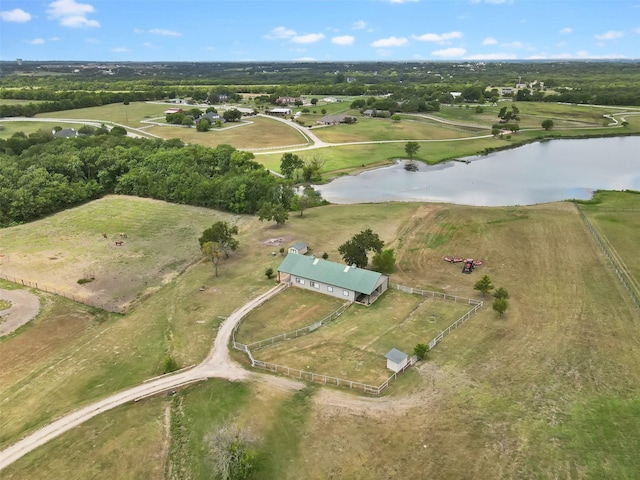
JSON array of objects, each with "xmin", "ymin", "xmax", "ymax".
[
  {"xmin": 372, "ymin": 248, "xmax": 396, "ymax": 274},
  {"xmin": 280, "ymin": 152, "xmax": 304, "ymax": 179},
  {"xmin": 338, "ymin": 228, "xmax": 384, "ymax": 268},
  {"xmin": 198, "ymin": 221, "xmax": 239, "ymax": 258}
]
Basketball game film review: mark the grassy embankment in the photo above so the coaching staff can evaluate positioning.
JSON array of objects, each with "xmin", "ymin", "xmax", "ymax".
[{"xmin": 3, "ymin": 192, "xmax": 640, "ymax": 478}]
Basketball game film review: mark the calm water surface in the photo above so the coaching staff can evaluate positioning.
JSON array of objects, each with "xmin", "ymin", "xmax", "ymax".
[{"xmin": 316, "ymin": 136, "xmax": 640, "ymax": 206}]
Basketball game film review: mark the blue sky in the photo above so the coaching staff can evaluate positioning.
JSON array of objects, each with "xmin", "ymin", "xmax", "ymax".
[{"xmin": 1, "ymin": 0, "xmax": 639, "ymax": 62}]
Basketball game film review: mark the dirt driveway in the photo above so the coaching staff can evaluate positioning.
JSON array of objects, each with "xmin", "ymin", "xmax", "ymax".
[{"xmin": 0, "ymin": 289, "xmax": 41, "ymax": 337}]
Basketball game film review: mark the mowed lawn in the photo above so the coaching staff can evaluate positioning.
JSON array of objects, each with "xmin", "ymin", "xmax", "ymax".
[
  {"xmin": 0, "ymin": 121, "xmax": 92, "ymax": 139},
  {"xmin": 311, "ymin": 116, "xmax": 480, "ymax": 143},
  {"xmin": 36, "ymin": 101, "xmax": 170, "ymax": 128},
  {"xmin": 151, "ymin": 116, "xmax": 307, "ymax": 149},
  {"xmin": 255, "ymin": 289, "xmax": 474, "ymax": 385},
  {"xmin": 581, "ymin": 190, "xmax": 640, "ymax": 299},
  {"xmin": 235, "ymin": 287, "xmax": 346, "ymax": 345},
  {"xmin": 256, "ymin": 136, "xmax": 508, "ymax": 175}
]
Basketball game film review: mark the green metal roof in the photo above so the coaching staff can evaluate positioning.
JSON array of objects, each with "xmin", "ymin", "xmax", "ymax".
[{"xmin": 277, "ymin": 254, "xmax": 385, "ymax": 295}]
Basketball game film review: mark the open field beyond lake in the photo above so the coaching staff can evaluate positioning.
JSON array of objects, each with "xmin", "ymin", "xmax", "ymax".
[{"xmin": 1, "ymin": 191, "xmax": 640, "ymax": 478}]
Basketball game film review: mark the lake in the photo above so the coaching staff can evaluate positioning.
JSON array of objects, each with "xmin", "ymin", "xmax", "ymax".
[{"xmin": 315, "ymin": 136, "xmax": 640, "ymax": 206}]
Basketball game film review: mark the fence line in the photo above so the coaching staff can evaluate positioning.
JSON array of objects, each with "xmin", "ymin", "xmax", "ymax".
[
  {"xmin": 389, "ymin": 283, "xmax": 482, "ymax": 306},
  {"xmin": 233, "ymin": 301, "xmax": 351, "ymax": 352},
  {"xmin": 0, "ymin": 273, "xmax": 126, "ymax": 314},
  {"xmin": 575, "ymin": 203, "xmax": 640, "ymax": 310},
  {"xmin": 233, "ymin": 282, "xmax": 483, "ymax": 395}
]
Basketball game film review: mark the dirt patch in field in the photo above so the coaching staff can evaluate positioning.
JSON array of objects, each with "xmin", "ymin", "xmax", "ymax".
[{"xmin": 0, "ymin": 288, "xmax": 41, "ymax": 337}]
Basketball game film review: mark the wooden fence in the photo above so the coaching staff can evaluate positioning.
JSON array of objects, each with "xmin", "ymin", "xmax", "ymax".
[
  {"xmin": 575, "ymin": 203, "xmax": 640, "ymax": 310},
  {"xmin": 233, "ymin": 301, "xmax": 351, "ymax": 351},
  {"xmin": 234, "ymin": 282, "xmax": 483, "ymax": 395},
  {"xmin": 0, "ymin": 272, "xmax": 126, "ymax": 314}
]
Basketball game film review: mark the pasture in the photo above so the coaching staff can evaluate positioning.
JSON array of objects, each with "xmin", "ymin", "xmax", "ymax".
[
  {"xmin": 234, "ymin": 287, "xmax": 346, "ymax": 345},
  {"xmin": 152, "ymin": 116, "xmax": 307, "ymax": 150},
  {"xmin": 0, "ymin": 121, "xmax": 90, "ymax": 139},
  {"xmin": 311, "ymin": 116, "xmax": 481, "ymax": 143},
  {"xmin": 35, "ymin": 101, "xmax": 170, "ymax": 128},
  {"xmin": 2, "ymin": 193, "xmax": 640, "ymax": 478},
  {"xmin": 253, "ymin": 288, "xmax": 474, "ymax": 385}
]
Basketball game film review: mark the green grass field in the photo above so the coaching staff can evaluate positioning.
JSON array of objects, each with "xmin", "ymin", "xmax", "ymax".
[
  {"xmin": 151, "ymin": 116, "xmax": 307, "ymax": 149},
  {"xmin": 311, "ymin": 116, "xmax": 482, "ymax": 143},
  {"xmin": 235, "ymin": 287, "xmax": 346, "ymax": 344},
  {"xmin": 2, "ymin": 190, "xmax": 640, "ymax": 478},
  {"xmin": 254, "ymin": 289, "xmax": 473, "ymax": 385},
  {"xmin": 35, "ymin": 101, "xmax": 170, "ymax": 127}
]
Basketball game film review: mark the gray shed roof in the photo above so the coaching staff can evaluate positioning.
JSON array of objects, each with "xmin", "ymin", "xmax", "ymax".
[
  {"xmin": 384, "ymin": 348, "xmax": 408, "ymax": 364},
  {"xmin": 277, "ymin": 254, "xmax": 385, "ymax": 295},
  {"xmin": 290, "ymin": 241, "xmax": 307, "ymax": 250}
]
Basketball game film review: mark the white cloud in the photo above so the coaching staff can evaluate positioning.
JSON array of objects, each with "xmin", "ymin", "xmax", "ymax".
[
  {"xmin": 60, "ymin": 15, "xmax": 99, "ymax": 27},
  {"xmin": 47, "ymin": 0, "xmax": 99, "ymax": 28},
  {"xmin": 412, "ymin": 31, "xmax": 463, "ymax": 42},
  {"xmin": 482, "ymin": 37, "xmax": 498, "ymax": 45},
  {"xmin": 111, "ymin": 47, "xmax": 130, "ymax": 52},
  {"xmin": 634, "ymin": 27, "xmax": 640, "ymax": 34},
  {"xmin": 1, "ymin": 8, "xmax": 32, "ymax": 23},
  {"xmin": 559, "ymin": 27, "xmax": 572, "ymax": 34},
  {"xmin": 332, "ymin": 35, "xmax": 355, "ymax": 45},
  {"xmin": 432, "ymin": 47, "xmax": 466, "ymax": 57},
  {"xmin": 292, "ymin": 33, "xmax": 325, "ymax": 44},
  {"xmin": 148, "ymin": 28, "xmax": 181, "ymax": 37},
  {"xmin": 371, "ymin": 36, "xmax": 408, "ymax": 47},
  {"xmin": 28, "ymin": 38, "xmax": 45, "ymax": 45},
  {"xmin": 352, "ymin": 20, "xmax": 367, "ymax": 30},
  {"xmin": 594, "ymin": 30, "xmax": 623, "ymax": 40},
  {"xmin": 85, "ymin": 37, "xmax": 99, "ymax": 44},
  {"xmin": 50, "ymin": 36, "xmax": 61, "ymax": 41},
  {"xmin": 143, "ymin": 42, "xmax": 155, "ymax": 48},
  {"xmin": 502, "ymin": 41, "xmax": 523, "ymax": 48},
  {"xmin": 296, "ymin": 57, "xmax": 316, "ymax": 62},
  {"xmin": 264, "ymin": 26, "xmax": 296, "ymax": 40}
]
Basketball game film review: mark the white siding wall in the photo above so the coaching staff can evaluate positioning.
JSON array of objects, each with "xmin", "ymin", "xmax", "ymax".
[{"xmin": 291, "ymin": 276, "xmax": 355, "ymax": 302}]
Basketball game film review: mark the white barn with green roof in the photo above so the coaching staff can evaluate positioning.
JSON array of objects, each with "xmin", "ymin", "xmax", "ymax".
[{"xmin": 277, "ymin": 254, "xmax": 389, "ymax": 305}]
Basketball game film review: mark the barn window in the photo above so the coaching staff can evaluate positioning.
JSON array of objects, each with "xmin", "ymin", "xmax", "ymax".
[
  {"xmin": 327, "ymin": 286, "xmax": 333, "ymax": 292},
  {"xmin": 343, "ymin": 290, "xmax": 349, "ymax": 296},
  {"xmin": 296, "ymin": 278, "xmax": 305, "ymax": 285},
  {"xmin": 311, "ymin": 281, "xmax": 319, "ymax": 288}
]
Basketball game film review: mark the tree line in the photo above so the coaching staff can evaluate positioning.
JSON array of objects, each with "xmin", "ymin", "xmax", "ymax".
[{"xmin": 0, "ymin": 132, "xmax": 294, "ymax": 227}]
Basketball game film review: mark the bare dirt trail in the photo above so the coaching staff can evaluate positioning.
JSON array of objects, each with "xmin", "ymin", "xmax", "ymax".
[
  {"xmin": 0, "ymin": 289, "xmax": 41, "ymax": 337},
  {"xmin": 0, "ymin": 280, "xmax": 431, "ymax": 471}
]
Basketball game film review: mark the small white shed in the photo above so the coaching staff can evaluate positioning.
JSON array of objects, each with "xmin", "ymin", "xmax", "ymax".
[
  {"xmin": 384, "ymin": 348, "xmax": 409, "ymax": 373},
  {"xmin": 288, "ymin": 241, "xmax": 308, "ymax": 255}
]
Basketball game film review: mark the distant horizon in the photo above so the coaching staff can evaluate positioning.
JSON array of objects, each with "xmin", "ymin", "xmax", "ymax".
[
  {"xmin": 4, "ymin": 58, "xmax": 640, "ymax": 64},
  {"xmin": 1, "ymin": 0, "xmax": 639, "ymax": 62}
]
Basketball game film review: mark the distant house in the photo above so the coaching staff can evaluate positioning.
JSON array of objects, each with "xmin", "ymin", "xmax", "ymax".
[
  {"xmin": 277, "ymin": 254, "xmax": 389, "ymax": 305},
  {"xmin": 450, "ymin": 92, "xmax": 462, "ymax": 99},
  {"xmin": 501, "ymin": 87, "xmax": 513, "ymax": 95},
  {"xmin": 268, "ymin": 107, "xmax": 292, "ymax": 116},
  {"xmin": 276, "ymin": 96, "xmax": 302, "ymax": 105},
  {"xmin": 322, "ymin": 97, "xmax": 340, "ymax": 103},
  {"xmin": 164, "ymin": 107, "xmax": 183, "ymax": 115},
  {"xmin": 198, "ymin": 111, "xmax": 224, "ymax": 124},
  {"xmin": 384, "ymin": 348, "xmax": 409, "ymax": 373},
  {"xmin": 288, "ymin": 241, "xmax": 308, "ymax": 255},
  {"xmin": 316, "ymin": 114, "xmax": 356, "ymax": 126},
  {"xmin": 52, "ymin": 128, "xmax": 78, "ymax": 139},
  {"xmin": 362, "ymin": 109, "xmax": 390, "ymax": 118}
]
